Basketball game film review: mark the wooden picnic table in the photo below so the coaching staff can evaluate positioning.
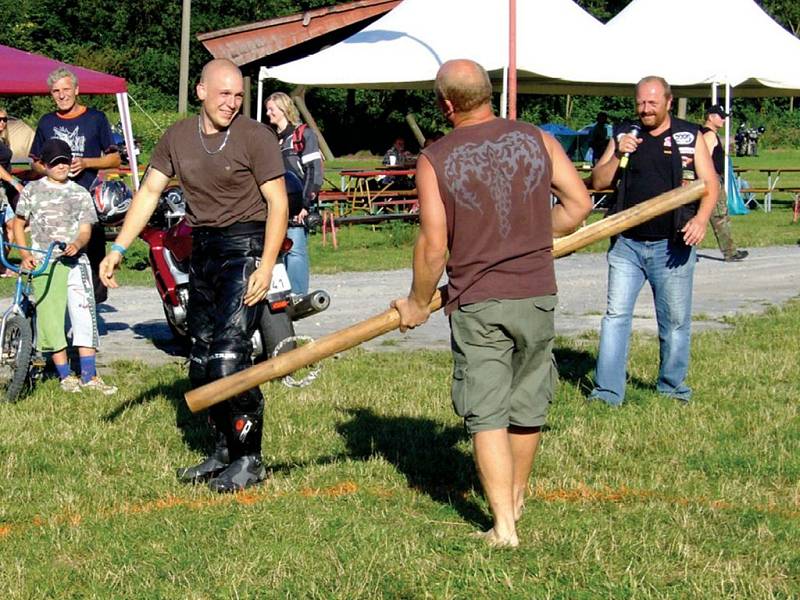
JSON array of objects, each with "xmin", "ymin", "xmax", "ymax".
[
  {"xmin": 339, "ymin": 167, "xmax": 417, "ymax": 214},
  {"xmin": 732, "ymin": 167, "xmax": 800, "ymax": 212}
]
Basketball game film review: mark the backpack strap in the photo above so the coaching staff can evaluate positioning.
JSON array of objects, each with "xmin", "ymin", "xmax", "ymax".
[{"xmin": 292, "ymin": 124, "xmax": 307, "ymax": 155}]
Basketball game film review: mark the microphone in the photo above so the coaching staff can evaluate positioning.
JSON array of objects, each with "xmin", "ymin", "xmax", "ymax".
[{"xmin": 618, "ymin": 124, "xmax": 641, "ymax": 169}]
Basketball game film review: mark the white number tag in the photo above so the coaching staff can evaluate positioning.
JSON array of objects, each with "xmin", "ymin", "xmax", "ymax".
[{"xmin": 269, "ymin": 263, "xmax": 292, "ymax": 294}]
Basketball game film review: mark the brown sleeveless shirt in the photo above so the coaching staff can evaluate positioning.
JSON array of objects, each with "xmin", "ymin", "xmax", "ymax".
[{"xmin": 422, "ymin": 118, "xmax": 555, "ymax": 314}]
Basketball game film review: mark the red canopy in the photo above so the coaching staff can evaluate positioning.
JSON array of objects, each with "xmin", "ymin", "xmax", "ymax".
[{"xmin": 0, "ymin": 44, "xmax": 127, "ymax": 95}]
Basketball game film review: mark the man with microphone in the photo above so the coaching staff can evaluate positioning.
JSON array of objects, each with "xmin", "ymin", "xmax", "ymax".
[{"xmin": 587, "ymin": 76, "xmax": 718, "ymax": 407}]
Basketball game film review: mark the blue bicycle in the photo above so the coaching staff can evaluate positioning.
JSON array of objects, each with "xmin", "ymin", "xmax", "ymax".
[{"xmin": 0, "ymin": 238, "xmax": 65, "ymax": 401}]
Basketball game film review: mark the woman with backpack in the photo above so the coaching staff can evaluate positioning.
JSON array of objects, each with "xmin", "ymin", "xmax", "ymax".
[{"xmin": 265, "ymin": 92, "xmax": 323, "ymax": 296}]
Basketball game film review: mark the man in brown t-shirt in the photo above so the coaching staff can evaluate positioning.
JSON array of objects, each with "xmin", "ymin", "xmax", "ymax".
[
  {"xmin": 99, "ymin": 59, "xmax": 289, "ymax": 493},
  {"xmin": 393, "ymin": 59, "xmax": 590, "ymax": 547}
]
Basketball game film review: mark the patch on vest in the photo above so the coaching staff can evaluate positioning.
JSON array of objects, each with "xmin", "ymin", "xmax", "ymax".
[
  {"xmin": 672, "ymin": 131, "xmax": 695, "ymax": 146},
  {"xmin": 443, "ymin": 130, "xmax": 546, "ymax": 238}
]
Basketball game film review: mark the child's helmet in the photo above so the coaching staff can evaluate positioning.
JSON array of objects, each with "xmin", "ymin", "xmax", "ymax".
[{"xmin": 91, "ymin": 180, "xmax": 132, "ymax": 225}]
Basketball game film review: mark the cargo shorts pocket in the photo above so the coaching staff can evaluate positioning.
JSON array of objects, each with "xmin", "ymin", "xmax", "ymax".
[
  {"xmin": 451, "ymin": 362, "xmax": 471, "ymax": 419},
  {"xmin": 531, "ymin": 294, "xmax": 557, "ymax": 340}
]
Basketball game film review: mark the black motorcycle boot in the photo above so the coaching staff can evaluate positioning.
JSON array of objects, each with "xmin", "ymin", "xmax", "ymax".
[
  {"xmin": 208, "ymin": 413, "xmax": 266, "ymax": 493},
  {"xmin": 176, "ymin": 418, "xmax": 230, "ymax": 484},
  {"xmin": 207, "ymin": 454, "xmax": 266, "ymax": 493}
]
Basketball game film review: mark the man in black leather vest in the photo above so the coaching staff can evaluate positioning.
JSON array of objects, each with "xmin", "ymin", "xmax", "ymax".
[{"xmin": 588, "ymin": 76, "xmax": 718, "ymax": 407}]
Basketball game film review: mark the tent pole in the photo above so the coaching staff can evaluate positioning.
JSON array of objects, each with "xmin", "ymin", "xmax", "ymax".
[
  {"xmin": 116, "ymin": 93, "xmax": 140, "ymax": 191},
  {"xmin": 724, "ymin": 83, "xmax": 731, "ymax": 201},
  {"xmin": 508, "ymin": 0, "xmax": 517, "ymax": 120},
  {"xmin": 257, "ymin": 67, "xmax": 265, "ymax": 123}
]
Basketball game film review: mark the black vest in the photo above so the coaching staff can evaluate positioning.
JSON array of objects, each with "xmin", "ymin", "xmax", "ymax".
[{"xmin": 609, "ymin": 116, "xmax": 701, "ymax": 242}]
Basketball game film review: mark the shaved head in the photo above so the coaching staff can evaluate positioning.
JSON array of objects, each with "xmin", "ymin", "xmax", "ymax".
[
  {"xmin": 196, "ymin": 58, "xmax": 245, "ymax": 132},
  {"xmin": 200, "ymin": 58, "xmax": 242, "ymax": 85},
  {"xmin": 435, "ymin": 59, "xmax": 492, "ymax": 113}
]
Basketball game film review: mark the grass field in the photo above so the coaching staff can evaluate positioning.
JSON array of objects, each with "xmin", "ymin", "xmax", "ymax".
[
  {"xmin": 0, "ymin": 150, "xmax": 798, "ymax": 598},
  {"xmin": 0, "ymin": 296, "xmax": 797, "ymax": 598}
]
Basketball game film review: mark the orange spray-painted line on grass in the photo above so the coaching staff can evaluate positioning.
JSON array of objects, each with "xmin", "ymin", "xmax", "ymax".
[{"xmin": 0, "ymin": 481, "xmax": 795, "ymax": 540}]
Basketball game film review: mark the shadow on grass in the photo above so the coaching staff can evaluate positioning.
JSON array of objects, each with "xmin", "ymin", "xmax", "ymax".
[
  {"xmin": 105, "ymin": 373, "xmax": 351, "ymax": 474},
  {"xmin": 337, "ymin": 407, "xmax": 488, "ymax": 528},
  {"xmin": 103, "ymin": 374, "xmax": 215, "ymax": 455},
  {"xmin": 554, "ymin": 346, "xmax": 596, "ymax": 391}
]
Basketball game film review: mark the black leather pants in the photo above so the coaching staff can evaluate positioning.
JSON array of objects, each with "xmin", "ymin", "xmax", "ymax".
[{"xmin": 187, "ymin": 223, "xmax": 265, "ymax": 459}]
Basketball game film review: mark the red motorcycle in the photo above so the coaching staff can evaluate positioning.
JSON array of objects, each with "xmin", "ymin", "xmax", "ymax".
[{"xmin": 140, "ymin": 184, "xmax": 329, "ymax": 362}]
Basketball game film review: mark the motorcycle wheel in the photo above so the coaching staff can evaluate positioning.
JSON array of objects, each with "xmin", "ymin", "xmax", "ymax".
[
  {"xmin": 257, "ymin": 308, "xmax": 296, "ymax": 363},
  {"xmin": 0, "ymin": 314, "xmax": 33, "ymax": 402},
  {"xmin": 162, "ymin": 301, "xmax": 190, "ymax": 347}
]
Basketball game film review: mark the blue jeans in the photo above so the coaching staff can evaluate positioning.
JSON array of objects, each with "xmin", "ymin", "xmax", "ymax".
[
  {"xmin": 589, "ymin": 236, "xmax": 696, "ymax": 406},
  {"xmin": 285, "ymin": 225, "xmax": 309, "ymax": 295}
]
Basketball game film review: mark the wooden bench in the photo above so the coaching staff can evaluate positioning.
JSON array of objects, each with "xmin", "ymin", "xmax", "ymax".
[
  {"xmin": 372, "ymin": 196, "xmax": 418, "ymax": 214},
  {"xmin": 317, "ymin": 191, "xmax": 350, "ymax": 216},
  {"xmin": 739, "ymin": 186, "xmax": 800, "ymax": 212}
]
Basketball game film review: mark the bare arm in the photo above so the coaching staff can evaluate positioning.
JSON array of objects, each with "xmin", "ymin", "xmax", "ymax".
[
  {"xmin": 702, "ymin": 130, "xmax": 718, "ymax": 155},
  {"xmin": 592, "ymin": 131, "xmax": 642, "ymax": 190},
  {"xmin": 243, "ymin": 176, "xmax": 289, "ymax": 307},
  {"xmin": 391, "ymin": 154, "xmax": 448, "ymax": 332},
  {"xmin": 99, "ymin": 168, "xmax": 170, "ymax": 288},
  {"xmin": 71, "ymin": 151, "xmax": 121, "ymax": 176},
  {"xmin": 542, "ymin": 132, "xmax": 592, "ymax": 236},
  {"xmin": 681, "ymin": 135, "xmax": 719, "ymax": 246},
  {"xmin": 12, "ymin": 217, "xmax": 36, "ymax": 270},
  {"xmin": 30, "ymin": 161, "xmax": 47, "ymax": 178},
  {"xmin": 0, "ymin": 164, "xmax": 23, "ymax": 194},
  {"xmin": 591, "ymin": 137, "xmax": 621, "ymax": 190},
  {"xmin": 63, "ymin": 222, "xmax": 92, "ymax": 257}
]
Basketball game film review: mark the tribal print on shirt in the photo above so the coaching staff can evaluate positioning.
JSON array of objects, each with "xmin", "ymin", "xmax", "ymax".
[{"xmin": 443, "ymin": 130, "xmax": 547, "ymax": 238}]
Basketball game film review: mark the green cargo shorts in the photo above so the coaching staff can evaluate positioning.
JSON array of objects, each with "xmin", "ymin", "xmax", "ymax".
[{"xmin": 449, "ymin": 295, "xmax": 558, "ymax": 434}]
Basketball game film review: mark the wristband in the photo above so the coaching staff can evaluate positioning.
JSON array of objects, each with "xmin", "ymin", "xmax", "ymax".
[
  {"xmin": 10, "ymin": 176, "xmax": 20, "ymax": 185},
  {"xmin": 111, "ymin": 243, "xmax": 127, "ymax": 256}
]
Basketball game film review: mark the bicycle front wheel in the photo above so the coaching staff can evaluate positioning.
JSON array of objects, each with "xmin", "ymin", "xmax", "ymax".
[{"xmin": 0, "ymin": 314, "xmax": 33, "ymax": 402}]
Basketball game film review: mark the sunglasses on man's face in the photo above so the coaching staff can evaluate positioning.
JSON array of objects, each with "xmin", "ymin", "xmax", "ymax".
[{"xmin": 0, "ymin": 117, "xmax": 8, "ymax": 123}]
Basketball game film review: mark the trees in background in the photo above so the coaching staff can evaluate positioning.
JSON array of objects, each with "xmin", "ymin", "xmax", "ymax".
[{"xmin": 1, "ymin": 0, "xmax": 797, "ymax": 154}]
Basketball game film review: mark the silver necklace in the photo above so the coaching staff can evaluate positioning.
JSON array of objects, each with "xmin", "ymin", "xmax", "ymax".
[{"xmin": 197, "ymin": 116, "xmax": 230, "ymax": 155}]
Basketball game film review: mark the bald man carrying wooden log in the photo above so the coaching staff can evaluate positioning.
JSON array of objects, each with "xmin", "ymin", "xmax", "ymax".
[{"xmin": 391, "ymin": 59, "xmax": 592, "ymax": 548}]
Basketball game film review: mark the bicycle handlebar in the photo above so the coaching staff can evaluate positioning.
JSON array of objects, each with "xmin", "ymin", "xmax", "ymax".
[{"xmin": 0, "ymin": 240, "xmax": 68, "ymax": 276}]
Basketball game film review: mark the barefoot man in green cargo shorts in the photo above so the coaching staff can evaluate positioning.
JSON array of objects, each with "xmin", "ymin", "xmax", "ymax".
[{"xmin": 393, "ymin": 59, "xmax": 591, "ymax": 547}]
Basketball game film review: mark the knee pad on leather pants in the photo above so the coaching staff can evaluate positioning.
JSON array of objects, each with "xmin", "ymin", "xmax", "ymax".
[
  {"xmin": 207, "ymin": 349, "xmax": 264, "ymax": 415},
  {"xmin": 227, "ymin": 411, "xmax": 263, "ymax": 458},
  {"xmin": 188, "ymin": 345, "xmax": 210, "ymax": 383}
]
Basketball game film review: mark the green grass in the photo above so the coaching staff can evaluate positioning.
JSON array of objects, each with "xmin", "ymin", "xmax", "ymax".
[
  {"xmin": 0, "ymin": 297, "xmax": 798, "ymax": 598},
  {"xmin": 733, "ymin": 149, "xmax": 800, "ymax": 190}
]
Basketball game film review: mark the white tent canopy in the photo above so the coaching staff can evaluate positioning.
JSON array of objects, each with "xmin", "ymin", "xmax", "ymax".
[
  {"xmin": 597, "ymin": 0, "xmax": 800, "ymax": 96},
  {"xmin": 262, "ymin": 0, "xmax": 800, "ymax": 99},
  {"xmin": 260, "ymin": 0, "xmax": 609, "ymax": 95}
]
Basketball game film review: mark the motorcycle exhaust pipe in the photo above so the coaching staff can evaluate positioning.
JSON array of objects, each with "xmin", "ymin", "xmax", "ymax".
[{"xmin": 287, "ymin": 290, "xmax": 331, "ymax": 321}]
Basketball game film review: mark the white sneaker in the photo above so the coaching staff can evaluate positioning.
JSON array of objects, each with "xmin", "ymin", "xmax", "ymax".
[
  {"xmin": 60, "ymin": 375, "xmax": 82, "ymax": 393},
  {"xmin": 80, "ymin": 376, "xmax": 117, "ymax": 395}
]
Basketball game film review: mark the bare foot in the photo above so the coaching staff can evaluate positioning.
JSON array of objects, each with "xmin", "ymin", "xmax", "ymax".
[{"xmin": 471, "ymin": 528, "xmax": 519, "ymax": 548}]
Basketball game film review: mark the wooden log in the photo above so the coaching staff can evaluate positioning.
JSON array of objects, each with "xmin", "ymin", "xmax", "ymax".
[{"xmin": 185, "ymin": 180, "xmax": 706, "ymax": 413}]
